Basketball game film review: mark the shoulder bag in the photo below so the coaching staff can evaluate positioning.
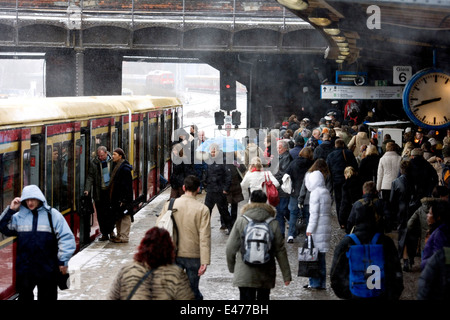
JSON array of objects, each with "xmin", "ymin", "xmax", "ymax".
[{"xmin": 297, "ymin": 235, "xmax": 320, "ymax": 278}]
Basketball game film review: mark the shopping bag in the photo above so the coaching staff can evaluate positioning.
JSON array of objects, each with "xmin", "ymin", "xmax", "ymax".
[
  {"xmin": 297, "ymin": 235, "xmax": 320, "ymax": 278},
  {"xmin": 281, "ymin": 173, "xmax": 292, "ymax": 194}
]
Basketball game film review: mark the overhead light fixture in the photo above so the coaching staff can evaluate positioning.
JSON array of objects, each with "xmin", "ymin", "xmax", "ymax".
[
  {"xmin": 337, "ymin": 42, "xmax": 349, "ymax": 47},
  {"xmin": 277, "ymin": 0, "xmax": 309, "ymax": 10},
  {"xmin": 332, "ymin": 36, "xmax": 346, "ymax": 42},
  {"xmin": 308, "ymin": 8, "xmax": 332, "ymax": 27},
  {"xmin": 340, "ymin": 51, "xmax": 350, "ymax": 56},
  {"xmin": 336, "ymin": 59, "xmax": 344, "ymax": 64},
  {"xmin": 323, "ymin": 22, "xmax": 340, "ymax": 36},
  {"xmin": 339, "ymin": 46, "xmax": 350, "ymax": 52}
]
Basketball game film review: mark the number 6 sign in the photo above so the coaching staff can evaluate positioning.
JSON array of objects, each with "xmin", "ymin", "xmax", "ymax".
[{"xmin": 393, "ymin": 66, "xmax": 412, "ymax": 85}]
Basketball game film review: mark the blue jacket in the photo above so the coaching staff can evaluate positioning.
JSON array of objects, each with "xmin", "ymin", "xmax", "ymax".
[{"xmin": 0, "ymin": 185, "xmax": 76, "ymax": 278}]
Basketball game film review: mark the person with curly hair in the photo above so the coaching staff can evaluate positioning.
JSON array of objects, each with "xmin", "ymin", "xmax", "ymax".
[{"xmin": 108, "ymin": 227, "xmax": 194, "ymax": 300}]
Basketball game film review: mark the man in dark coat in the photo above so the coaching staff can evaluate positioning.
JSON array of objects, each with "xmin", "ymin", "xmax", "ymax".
[
  {"xmin": 203, "ymin": 144, "xmax": 233, "ymax": 234},
  {"xmin": 109, "ymin": 148, "xmax": 133, "ymax": 243},
  {"xmin": 274, "ymin": 139, "xmax": 293, "ymax": 238},
  {"xmin": 313, "ymin": 132, "xmax": 334, "ymax": 161},
  {"xmin": 84, "ymin": 146, "xmax": 115, "ymax": 241},
  {"xmin": 390, "ymin": 160, "xmax": 416, "ymax": 269},
  {"xmin": 326, "ymin": 139, "xmax": 358, "ymax": 219}
]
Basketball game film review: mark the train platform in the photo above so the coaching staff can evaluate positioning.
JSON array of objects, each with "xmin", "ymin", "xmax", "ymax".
[{"xmin": 57, "ymin": 188, "xmax": 420, "ymax": 302}]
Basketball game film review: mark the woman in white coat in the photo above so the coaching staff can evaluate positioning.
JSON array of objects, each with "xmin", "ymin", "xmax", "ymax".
[
  {"xmin": 240, "ymin": 157, "xmax": 279, "ymax": 201},
  {"xmin": 304, "ymin": 163, "xmax": 332, "ymax": 290}
]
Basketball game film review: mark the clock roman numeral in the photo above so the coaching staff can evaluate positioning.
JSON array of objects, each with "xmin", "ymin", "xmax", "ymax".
[
  {"xmin": 422, "ymin": 115, "xmax": 426, "ymax": 121},
  {"xmin": 434, "ymin": 117, "xmax": 436, "ymax": 124}
]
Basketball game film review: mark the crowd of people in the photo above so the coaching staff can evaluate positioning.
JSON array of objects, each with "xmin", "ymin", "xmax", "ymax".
[
  {"xmin": 2, "ymin": 113, "xmax": 449, "ymax": 301},
  {"xmin": 156, "ymin": 116, "xmax": 450, "ymax": 300}
]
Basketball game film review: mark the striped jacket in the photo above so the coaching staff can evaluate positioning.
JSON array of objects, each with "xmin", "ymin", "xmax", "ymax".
[{"xmin": 108, "ymin": 261, "xmax": 195, "ymax": 300}]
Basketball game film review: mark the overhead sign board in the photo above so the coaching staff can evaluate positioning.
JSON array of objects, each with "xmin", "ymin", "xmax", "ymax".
[
  {"xmin": 321, "ymin": 85, "xmax": 403, "ymax": 100},
  {"xmin": 335, "ymin": 71, "xmax": 368, "ymax": 84}
]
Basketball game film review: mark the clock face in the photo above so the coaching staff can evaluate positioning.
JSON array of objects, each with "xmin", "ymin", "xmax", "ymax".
[{"xmin": 403, "ymin": 68, "xmax": 450, "ymax": 129}]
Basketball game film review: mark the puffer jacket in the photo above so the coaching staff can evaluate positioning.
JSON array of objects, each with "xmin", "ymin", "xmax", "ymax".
[
  {"xmin": 226, "ymin": 202, "xmax": 292, "ymax": 289},
  {"xmin": 0, "ymin": 185, "xmax": 76, "ymax": 278},
  {"xmin": 305, "ymin": 171, "xmax": 332, "ymax": 252}
]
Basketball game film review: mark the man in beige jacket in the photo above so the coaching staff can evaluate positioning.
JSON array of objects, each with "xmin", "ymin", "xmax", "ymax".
[{"xmin": 156, "ymin": 175, "xmax": 211, "ymax": 300}]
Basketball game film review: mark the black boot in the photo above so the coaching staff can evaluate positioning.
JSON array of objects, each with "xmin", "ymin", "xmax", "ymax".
[{"xmin": 403, "ymin": 259, "xmax": 411, "ymax": 272}]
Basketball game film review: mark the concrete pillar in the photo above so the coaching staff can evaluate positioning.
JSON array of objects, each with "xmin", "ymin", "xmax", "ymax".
[
  {"xmin": 83, "ymin": 50, "xmax": 122, "ymax": 96},
  {"xmin": 45, "ymin": 50, "xmax": 76, "ymax": 97}
]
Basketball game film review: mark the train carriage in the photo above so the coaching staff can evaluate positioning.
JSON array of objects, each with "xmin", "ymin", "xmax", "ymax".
[{"xmin": 0, "ymin": 95, "xmax": 182, "ymax": 300}]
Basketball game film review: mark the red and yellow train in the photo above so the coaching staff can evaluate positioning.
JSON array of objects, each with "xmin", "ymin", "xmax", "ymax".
[{"xmin": 0, "ymin": 95, "xmax": 182, "ymax": 299}]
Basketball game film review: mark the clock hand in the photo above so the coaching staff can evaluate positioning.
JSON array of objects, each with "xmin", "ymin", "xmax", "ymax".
[{"xmin": 413, "ymin": 97, "xmax": 441, "ymax": 108}]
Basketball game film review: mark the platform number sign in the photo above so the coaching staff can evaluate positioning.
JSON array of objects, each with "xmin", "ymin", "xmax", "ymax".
[{"xmin": 393, "ymin": 66, "xmax": 412, "ymax": 85}]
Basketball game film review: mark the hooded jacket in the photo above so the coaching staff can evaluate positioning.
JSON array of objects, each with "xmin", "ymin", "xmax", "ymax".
[
  {"xmin": 226, "ymin": 202, "xmax": 292, "ymax": 289},
  {"xmin": 305, "ymin": 170, "xmax": 332, "ymax": 252},
  {"xmin": 0, "ymin": 185, "xmax": 76, "ymax": 278}
]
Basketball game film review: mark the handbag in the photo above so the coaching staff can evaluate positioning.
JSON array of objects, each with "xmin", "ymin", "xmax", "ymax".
[
  {"xmin": 262, "ymin": 172, "xmax": 280, "ymax": 207},
  {"xmin": 297, "ymin": 235, "xmax": 320, "ymax": 278},
  {"xmin": 281, "ymin": 173, "xmax": 292, "ymax": 194},
  {"xmin": 47, "ymin": 209, "xmax": 70, "ymax": 290},
  {"xmin": 295, "ymin": 217, "xmax": 307, "ymax": 235},
  {"xmin": 156, "ymin": 198, "xmax": 178, "ymax": 243}
]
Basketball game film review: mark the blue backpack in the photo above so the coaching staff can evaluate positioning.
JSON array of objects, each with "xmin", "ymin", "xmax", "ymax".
[{"xmin": 346, "ymin": 233, "xmax": 385, "ymax": 298}]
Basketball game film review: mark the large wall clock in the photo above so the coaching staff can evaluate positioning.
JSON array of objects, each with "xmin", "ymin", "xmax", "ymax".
[{"xmin": 402, "ymin": 67, "xmax": 450, "ymax": 130}]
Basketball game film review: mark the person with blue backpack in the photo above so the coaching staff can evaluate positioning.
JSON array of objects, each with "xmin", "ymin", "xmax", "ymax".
[{"xmin": 330, "ymin": 181, "xmax": 404, "ymax": 300}]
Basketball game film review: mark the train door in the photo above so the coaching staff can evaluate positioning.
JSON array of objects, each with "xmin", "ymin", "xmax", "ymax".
[
  {"xmin": 158, "ymin": 112, "xmax": 166, "ymax": 192},
  {"xmin": 44, "ymin": 124, "xmax": 77, "ymax": 241},
  {"xmin": 87, "ymin": 117, "xmax": 116, "ymax": 241},
  {"xmin": 147, "ymin": 111, "xmax": 159, "ymax": 199},
  {"xmin": 76, "ymin": 130, "xmax": 91, "ymax": 248},
  {"xmin": 163, "ymin": 110, "xmax": 173, "ymax": 184}
]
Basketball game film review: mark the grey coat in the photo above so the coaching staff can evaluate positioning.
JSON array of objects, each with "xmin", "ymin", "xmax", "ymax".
[
  {"xmin": 84, "ymin": 152, "xmax": 113, "ymax": 202},
  {"xmin": 226, "ymin": 202, "xmax": 292, "ymax": 289}
]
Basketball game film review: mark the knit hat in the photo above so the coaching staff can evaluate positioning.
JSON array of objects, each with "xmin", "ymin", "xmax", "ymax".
[{"xmin": 114, "ymin": 148, "xmax": 126, "ymax": 159}]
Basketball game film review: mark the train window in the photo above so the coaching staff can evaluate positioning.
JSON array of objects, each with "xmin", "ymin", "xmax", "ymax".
[
  {"xmin": 22, "ymin": 149, "xmax": 31, "ymax": 187},
  {"xmin": 0, "ymin": 152, "xmax": 20, "ymax": 215},
  {"xmin": 164, "ymin": 115, "xmax": 172, "ymax": 161},
  {"xmin": 149, "ymin": 118, "xmax": 157, "ymax": 169},
  {"xmin": 46, "ymin": 142, "xmax": 73, "ymax": 212},
  {"xmin": 93, "ymin": 133, "xmax": 110, "ymax": 155},
  {"xmin": 134, "ymin": 126, "xmax": 139, "ymax": 177},
  {"xmin": 123, "ymin": 128, "xmax": 130, "ymax": 159},
  {"xmin": 76, "ymin": 135, "xmax": 86, "ymax": 207}
]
